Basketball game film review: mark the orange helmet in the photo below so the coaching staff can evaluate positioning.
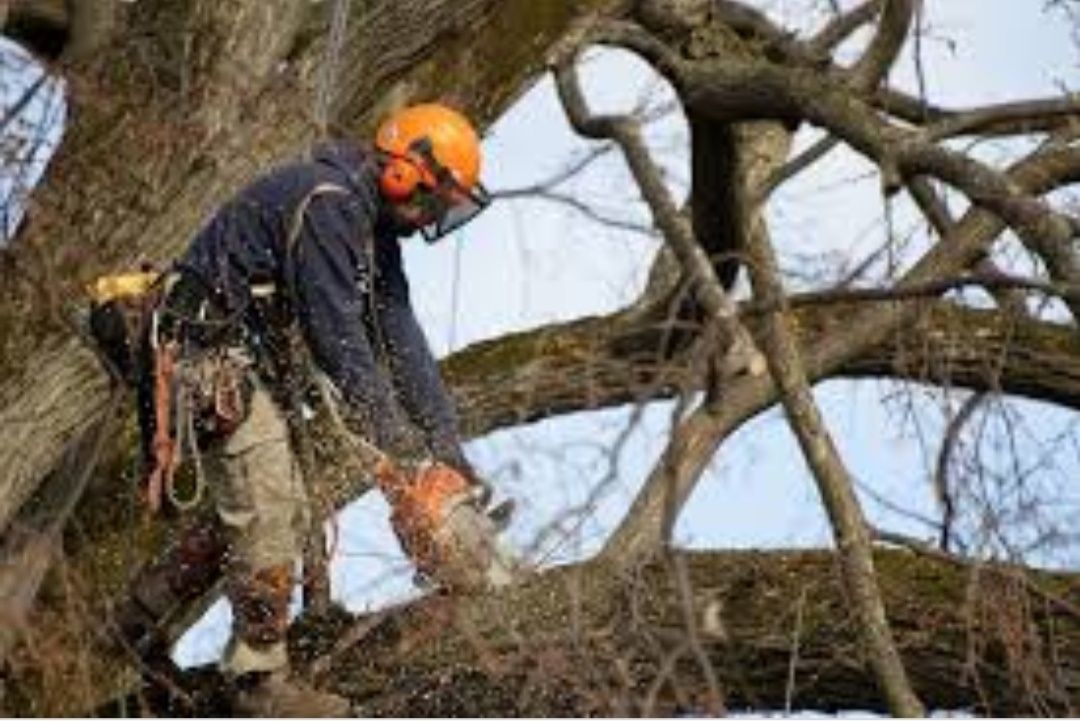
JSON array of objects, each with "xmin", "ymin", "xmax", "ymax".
[{"xmin": 374, "ymin": 103, "xmax": 491, "ymax": 242}]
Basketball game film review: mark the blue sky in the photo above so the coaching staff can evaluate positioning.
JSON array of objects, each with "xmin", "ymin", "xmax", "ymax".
[{"xmin": 1, "ymin": 1, "xmax": 1076, "ymax": 671}]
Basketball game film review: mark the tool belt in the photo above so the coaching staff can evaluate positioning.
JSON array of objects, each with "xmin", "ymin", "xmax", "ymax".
[{"xmin": 88, "ymin": 270, "xmax": 262, "ymax": 513}]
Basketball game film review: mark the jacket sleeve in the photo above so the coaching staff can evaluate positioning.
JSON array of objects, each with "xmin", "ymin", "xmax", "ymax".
[
  {"xmin": 292, "ymin": 192, "xmax": 423, "ymax": 458},
  {"xmin": 371, "ymin": 241, "xmax": 475, "ymax": 476}
]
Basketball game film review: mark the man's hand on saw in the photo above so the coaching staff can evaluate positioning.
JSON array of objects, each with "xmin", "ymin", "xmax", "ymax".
[{"xmin": 377, "ymin": 460, "xmax": 521, "ymax": 592}]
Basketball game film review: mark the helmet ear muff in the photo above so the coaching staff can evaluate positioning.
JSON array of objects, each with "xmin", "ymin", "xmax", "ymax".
[{"xmin": 379, "ymin": 157, "xmax": 423, "ymax": 201}]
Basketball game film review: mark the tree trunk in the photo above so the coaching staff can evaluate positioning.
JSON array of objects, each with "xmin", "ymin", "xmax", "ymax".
[
  {"xmin": 0, "ymin": 0, "xmax": 626, "ymax": 538},
  {"xmin": 0, "ymin": 0, "xmax": 626, "ymax": 711}
]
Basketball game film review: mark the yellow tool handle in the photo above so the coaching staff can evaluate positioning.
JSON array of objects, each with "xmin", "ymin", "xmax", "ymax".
[{"xmin": 88, "ymin": 271, "xmax": 161, "ymax": 304}]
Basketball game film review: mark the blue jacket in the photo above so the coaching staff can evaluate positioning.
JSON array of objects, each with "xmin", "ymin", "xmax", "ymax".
[{"xmin": 176, "ymin": 141, "xmax": 471, "ymax": 473}]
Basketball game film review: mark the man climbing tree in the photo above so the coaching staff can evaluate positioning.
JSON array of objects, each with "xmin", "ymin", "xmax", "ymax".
[{"xmin": 100, "ymin": 103, "xmax": 515, "ymax": 716}]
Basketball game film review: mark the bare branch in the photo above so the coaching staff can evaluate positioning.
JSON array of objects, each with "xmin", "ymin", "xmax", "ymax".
[
  {"xmin": 688, "ymin": 117, "xmax": 743, "ymax": 287},
  {"xmin": 905, "ymin": 175, "xmax": 952, "ymax": 236},
  {"xmin": 676, "ymin": 60, "xmax": 1080, "ymax": 319},
  {"xmin": 932, "ymin": 392, "xmax": 987, "ymax": 553},
  {"xmin": 495, "ymin": 187, "xmax": 657, "ymax": 237},
  {"xmin": 810, "ymin": 0, "xmax": 882, "ymax": 54},
  {"xmin": 875, "ymin": 86, "xmax": 1080, "ymax": 137},
  {"xmin": 907, "ymin": 178, "xmax": 1035, "ymax": 313},
  {"xmin": 494, "ymin": 144, "xmax": 616, "ymax": 196},
  {"xmin": 549, "ymin": 40, "xmax": 765, "ymax": 377},
  {"xmin": 764, "ymin": 271, "xmax": 1080, "ymax": 308},
  {"xmin": 492, "ymin": 144, "xmax": 658, "ymax": 236},
  {"xmin": 849, "ymin": 0, "xmax": 918, "ymax": 91},
  {"xmin": 758, "ymin": 135, "xmax": 839, "ymax": 198},
  {"xmin": 742, "ymin": 169, "xmax": 924, "ymax": 715},
  {"xmin": 924, "ymin": 96, "xmax": 1080, "ymax": 141},
  {"xmin": 599, "ymin": 385, "xmax": 737, "ymax": 563}
]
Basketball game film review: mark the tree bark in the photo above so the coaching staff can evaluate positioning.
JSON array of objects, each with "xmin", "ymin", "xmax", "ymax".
[{"xmin": 94, "ymin": 549, "xmax": 1080, "ymax": 717}]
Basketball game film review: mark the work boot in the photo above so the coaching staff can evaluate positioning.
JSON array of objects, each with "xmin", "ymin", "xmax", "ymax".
[
  {"xmin": 233, "ymin": 670, "xmax": 351, "ymax": 717},
  {"xmin": 224, "ymin": 563, "xmax": 349, "ymax": 716},
  {"xmin": 112, "ymin": 519, "xmax": 227, "ymax": 658}
]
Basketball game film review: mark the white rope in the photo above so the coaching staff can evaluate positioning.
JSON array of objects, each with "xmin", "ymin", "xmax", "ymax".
[{"xmin": 315, "ymin": 0, "xmax": 353, "ymax": 134}]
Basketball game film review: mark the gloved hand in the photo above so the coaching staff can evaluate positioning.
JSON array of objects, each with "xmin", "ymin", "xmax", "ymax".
[
  {"xmin": 381, "ymin": 461, "xmax": 520, "ymax": 592},
  {"xmin": 441, "ymin": 462, "xmax": 517, "ymax": 534}
]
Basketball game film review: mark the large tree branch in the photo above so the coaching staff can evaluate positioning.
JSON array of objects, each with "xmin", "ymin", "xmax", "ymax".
[
  {"xmin": 337, "ymin": 550, "xmax": 1080, "ymax": 717},
  {"xmin": 674, "ymin": 60, "xmax": 1080, "ymax": 319},
  {"xmin": 876, "ymin": 87, "xmax": 1080, "ymax": 137},
  {"xmin": 810, "ymin": 1, "xmax": 881, "ymax": 54},
  {"xmin": 99, "ymin": 549, "xmax": 1080, "ymax": 717}
]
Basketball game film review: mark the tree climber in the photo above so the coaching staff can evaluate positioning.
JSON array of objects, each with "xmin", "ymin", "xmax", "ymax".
[{"xmin": 96, "ymin": 103, "xmax": 517, "ymax": 716}]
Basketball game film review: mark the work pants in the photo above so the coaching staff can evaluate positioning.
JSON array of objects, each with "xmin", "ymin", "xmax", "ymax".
[{"xmin": 180, "ymin": 348, "xmax": 310, "ymax": 677}]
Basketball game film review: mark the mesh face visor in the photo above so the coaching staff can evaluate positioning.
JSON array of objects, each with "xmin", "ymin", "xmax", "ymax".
[
  {"xmin": 411, "ymin": 139, "xmax": 492, "ymax": 243},
  {"xmin": 417, "ymin": 182, "xmax": 491, "ymax": 243}
]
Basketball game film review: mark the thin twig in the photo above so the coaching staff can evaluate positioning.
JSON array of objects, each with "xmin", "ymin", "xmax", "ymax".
[
  {"xmin": 933, "ymin": 392, "xmax": 987, "ymax": 553},
  {"xmin": 740, "ymin": 271, "xmax": 1079, "ymax": 313}
]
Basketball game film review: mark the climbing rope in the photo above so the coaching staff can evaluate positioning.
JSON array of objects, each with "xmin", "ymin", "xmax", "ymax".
[{"xmin": 314, "ymin": 0, "xmax": 353, "ymax": 135}]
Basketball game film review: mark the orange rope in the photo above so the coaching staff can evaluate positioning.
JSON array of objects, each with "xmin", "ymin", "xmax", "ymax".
[{"xmin": 144, "ymin": 342, "xmax": 179, "ymax": 514}]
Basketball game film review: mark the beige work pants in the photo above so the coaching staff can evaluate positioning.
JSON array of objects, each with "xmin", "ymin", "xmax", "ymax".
[{"xmin": 185, "ymin": 351, "xmax": 309, "ymax": 677}]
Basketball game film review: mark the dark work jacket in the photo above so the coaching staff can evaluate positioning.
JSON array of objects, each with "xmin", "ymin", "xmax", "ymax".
[{"xmin": 175, "ymin": 141, "xmax": 470, "ymax": 473}]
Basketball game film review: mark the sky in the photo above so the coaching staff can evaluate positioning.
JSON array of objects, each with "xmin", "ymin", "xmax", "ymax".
[
  {"xmin": 0, "ymin": 40, "xmax": 64, "ymax": 243},
  {"xmin": 1, "ymin": 0, "xmax": 1077, "ymax": 675}
]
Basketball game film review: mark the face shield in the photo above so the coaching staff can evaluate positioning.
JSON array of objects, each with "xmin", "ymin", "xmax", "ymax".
[
  {"xmin": 404, "ymin": 139, "xmax": 492, "ymax": 244},
  {"xmin": 415, "ymin": 183, "xmax": 492, "ymax": 243}
]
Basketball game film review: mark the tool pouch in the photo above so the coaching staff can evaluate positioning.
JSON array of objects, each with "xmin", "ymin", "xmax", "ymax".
[
  {"xmin": 180, "ymin": 349, "xmax": 255, "ymax": 445},
  {"xmin": 88, "ymin": 287, "xmax": 162, "ymax": 386}
]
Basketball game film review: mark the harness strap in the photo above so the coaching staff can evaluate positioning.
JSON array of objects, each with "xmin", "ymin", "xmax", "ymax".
[
  {"xmin": 285, "ymin": 181, "xmax": 351, "ymax": 257},
  {"xmin": 139, "ymin": 182, "xmax": 351, "ymax": 516}
]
